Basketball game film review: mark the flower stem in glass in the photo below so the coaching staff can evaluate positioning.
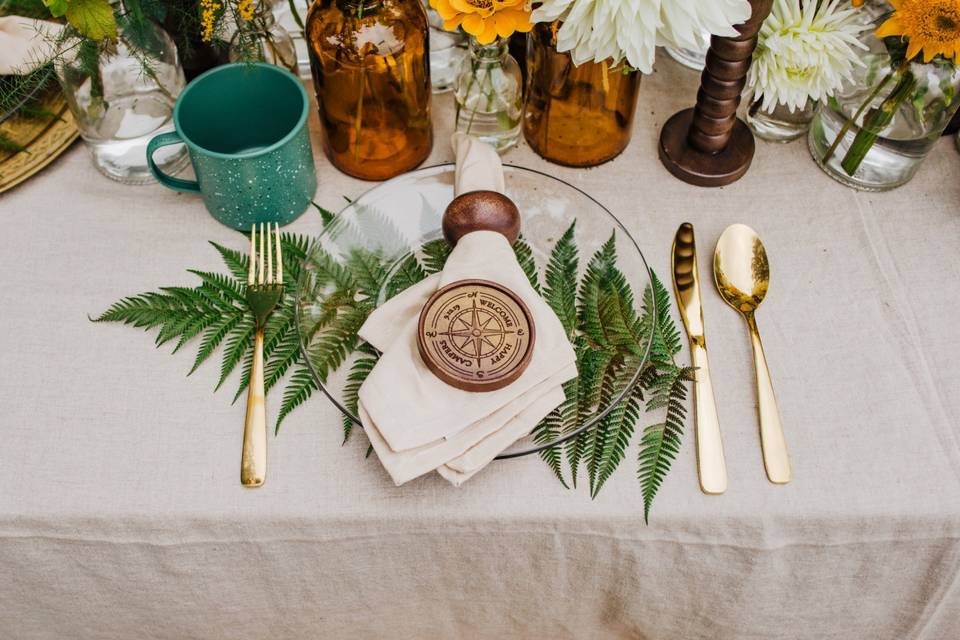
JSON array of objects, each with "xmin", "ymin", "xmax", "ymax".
[
  {"xmin": 840, "ymin": 69, "xmax": 917, "ymax": 176},
  {"xmin": 821, "ymin": 61, "xmax": 907, "ymax": 165}
]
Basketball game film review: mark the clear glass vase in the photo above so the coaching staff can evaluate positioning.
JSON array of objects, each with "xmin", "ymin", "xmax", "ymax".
[
  {"xmin": 454, "ymin": 36, "xmax": 522, "ymax": 153},
  {"xmin": 229, "ymin": 1, "xmax": 299, "ymax": 74},
  {"xmin": 422, "ymin": 0, "xmax": 467, "ymax": 93},
  {"xmin": 56, "ymin": 15, "xmax": 187, "ymax": 184},
  {"xmin": 808, "ymin": 38, "xmax": 960, "ymax": 190},
  {"xmin": 747, "ymin": 99, "xmax": 814, "ymax": 143}
]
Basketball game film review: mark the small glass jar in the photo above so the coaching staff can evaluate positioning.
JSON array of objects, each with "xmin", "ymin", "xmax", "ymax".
[
  {"xmin": 746, "ymin": 99, "xmax": 815, "ymax": 143},
  {"xmin": 522, "ymin": 22, "xmax": 641, "ymax": 167},
  {"xmin": 808, "ymin": 49, "xmax": 960, "ymax": 190},
  {"xmin": 422, "ymin": 0, "xmax": 467, "ymax": 93},
  {"xmin": 56, "ymin": 13, "xmax": 187, "ymax": 184},
  {"xmin": 665, "ymin": 28, "xmax": 711, "ymax": 72},
  {"xmin": 229, "ymin": 1, "xmax": 299, "ymax": 74},
  {"xmin": 454, "ymin": 37, "xmax": 522, "ymax": 153},
  {"xmin": 306, "ymin": 0, "xmax": 433, "ymax": 180}
]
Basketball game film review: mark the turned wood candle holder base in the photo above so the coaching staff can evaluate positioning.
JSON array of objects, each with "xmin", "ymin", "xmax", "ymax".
[{"xmin": 658, "ymin": 108, "xmax": 756, "ymax": 187}]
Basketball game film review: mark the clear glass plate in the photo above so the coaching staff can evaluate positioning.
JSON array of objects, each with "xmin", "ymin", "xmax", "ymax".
[{"xmin": 295, "ymin": 163, "xmax": 653, "ymax": 458}]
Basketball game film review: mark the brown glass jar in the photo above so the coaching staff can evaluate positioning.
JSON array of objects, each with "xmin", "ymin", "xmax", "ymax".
[
  {"xmin": 306, "ymin": 0, "xmax": 432, "ymax": 180},
  {"xmin": 522, "ymin": 22, "xmax": 642, "ymax": 167}
]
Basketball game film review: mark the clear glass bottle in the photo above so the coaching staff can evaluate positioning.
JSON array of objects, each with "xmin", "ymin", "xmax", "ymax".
[
  {"xmin": 746, "ymin": 99, "xmax": 815, "ymax": 143},
  {"xmin": 422, "ymin": 0, "xmax": 467, "ymax": 93},
  {"xmin": 523, "ymin": 21, "xmax": 642, "ymax": 167},
  {"xmin": 56, "ymin": 12, "xmax": 187, "ymax": 184},
  {"xmin": 229, "ymin": 0, "xmax": 299, "ymax": 74},
  {"xmin": 306, "ymin": 0, "xmax": 433, "ymax": 180},
  {"xmin": 808, "ymin": 44, "xmax": 960, "ymax": 190},
  {"xmin": 454, "ymin": 37, "xmax": 522, "ymax": 153}
]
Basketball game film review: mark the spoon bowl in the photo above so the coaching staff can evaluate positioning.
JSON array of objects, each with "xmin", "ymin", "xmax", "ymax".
[{"xmin": 714, "ymin": 223, "xmax": 770, "ymax": 315}]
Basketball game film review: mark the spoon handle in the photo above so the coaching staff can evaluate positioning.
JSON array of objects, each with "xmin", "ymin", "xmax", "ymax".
[
  {"xmin": 689, "ymin": 339, "xmax": 728, "ymax": 494},
  {"xmin": 746, "ymin": 314, "xmax": 791, "ymax": 484}
]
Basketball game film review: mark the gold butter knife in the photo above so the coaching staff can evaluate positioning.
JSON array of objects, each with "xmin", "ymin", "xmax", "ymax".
[{"xmin": 672, "ymin": 223, "xmax": 728, "ymax": 494}]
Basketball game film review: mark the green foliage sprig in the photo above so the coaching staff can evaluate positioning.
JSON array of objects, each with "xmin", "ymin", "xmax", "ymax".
[{"xmin": 96, "ymin": 213, "xmax": 692, "ymax": 521}]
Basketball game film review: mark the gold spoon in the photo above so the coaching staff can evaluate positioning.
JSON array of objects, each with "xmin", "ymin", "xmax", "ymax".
[{"xmin": 714, "ymin": 224, "xmax": 791, "ymax": 484}]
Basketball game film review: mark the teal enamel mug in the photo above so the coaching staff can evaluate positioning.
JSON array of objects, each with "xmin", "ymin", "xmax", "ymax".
[{"xmin": 147, "ymin": 63, "xmax": 316, "ymax": 230}]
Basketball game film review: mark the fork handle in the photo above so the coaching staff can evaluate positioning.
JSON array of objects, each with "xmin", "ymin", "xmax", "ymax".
[{"xmin": 241, "ymin": 328, "xmax": 267, "ymax": 487}]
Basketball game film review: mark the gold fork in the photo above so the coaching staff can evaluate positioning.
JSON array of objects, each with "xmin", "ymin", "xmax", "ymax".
[{"xmin": 241, "ymin": 223, "xmax": 284, "ymax": 487}]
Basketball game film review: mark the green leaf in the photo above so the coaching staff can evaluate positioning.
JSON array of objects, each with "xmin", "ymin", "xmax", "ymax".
[
  {"xmin": 42, "ymin": 0, "xmax": 68, "ymax": 17},
  {"xmin": 66, "ymin": 0, "xmax": 118, "ymax": 40},
  {"xmin": 311, "ymin": 201, "xmax": 337, "ymax": 226}
]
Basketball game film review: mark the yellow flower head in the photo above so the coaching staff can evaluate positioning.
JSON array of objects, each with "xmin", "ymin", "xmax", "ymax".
[
  {"xmin": 200, "ymin": 0, "xmax": 223, "ymax": 41},
  {"xmin": 876, "ymin": 0, "xmax": 960, "ymax": 61},
  {"xmin": 429, "ymin": 0, "xmax": 533, "ymax": 44},
  {"xmin": 238, "ymin": 0, "xmax": 255, "ymax": 22}
]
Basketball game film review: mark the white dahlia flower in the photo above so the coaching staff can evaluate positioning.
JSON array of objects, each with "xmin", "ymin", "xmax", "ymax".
[
  {"xmin": 530, "ymin": 0, "xmax": 752, "ymax": 74},
  {"xmin": 747, "ymin": 0, "xmax": 868, "ymax": 112}
]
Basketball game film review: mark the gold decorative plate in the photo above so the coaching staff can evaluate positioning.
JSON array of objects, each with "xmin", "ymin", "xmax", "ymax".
[
  {"xmin": 0, "ymin": 89, "xmax": 79, "ymax": 194},
  {"xmin": 417, "ymin": 279, "xmax": 535, "ymax": 392}
]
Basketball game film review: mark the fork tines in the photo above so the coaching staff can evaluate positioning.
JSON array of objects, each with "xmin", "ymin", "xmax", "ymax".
[{"xmin": 248, "ymin": 223, "xmax": 283, "ymax": 287}]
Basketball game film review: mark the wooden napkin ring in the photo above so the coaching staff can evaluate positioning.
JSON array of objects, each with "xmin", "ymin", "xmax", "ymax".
[
  {"xmin": 442, "ymin": 191, "xmax": 521, "ymax": 246},
  {"xmin": 417, "ymin": 279, "xmax": 535, "ymax": 392}
]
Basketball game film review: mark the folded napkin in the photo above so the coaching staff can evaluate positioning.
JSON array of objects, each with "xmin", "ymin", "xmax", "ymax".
[
  {"xmin": 356, "ymin": 133, "xmax": 577, "ymax": 485},
  {"xmin": 0, "ymin": 16, "xmax": 62, "ymax": 76}
]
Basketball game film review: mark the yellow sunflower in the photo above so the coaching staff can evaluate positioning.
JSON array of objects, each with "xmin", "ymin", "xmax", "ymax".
[
  {"xmin": 429, "ymin": 0, "xmax": 533, "ymax": 45},
  {"xmin": 876, "ymin": 0, "xmax": 960, "ymax": 61}
]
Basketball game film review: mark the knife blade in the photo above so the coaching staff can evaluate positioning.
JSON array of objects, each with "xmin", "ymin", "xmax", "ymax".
[{"xmin": 672, "ymin": 222, "xmax": 727, "ymax": 495}]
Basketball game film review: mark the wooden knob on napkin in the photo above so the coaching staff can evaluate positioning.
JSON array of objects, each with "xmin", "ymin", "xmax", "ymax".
[{"xmin": 442, "ymin": 190, "xmax": 521, "ymax": 246}]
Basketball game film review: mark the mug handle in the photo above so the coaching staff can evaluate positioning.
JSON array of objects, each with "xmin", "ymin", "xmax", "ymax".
[{"xmin": 147, "ymin": 131, "xmax": 200, "ymax": 193}]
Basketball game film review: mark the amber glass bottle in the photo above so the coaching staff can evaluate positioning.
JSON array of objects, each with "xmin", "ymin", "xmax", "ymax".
[
  {"xmin": 523, "ymin": 22, "xmax": 642, "ymax": 167},
  {"xmin": 306, "ymin": 0, "xmax": 432, "ymax": 180}
]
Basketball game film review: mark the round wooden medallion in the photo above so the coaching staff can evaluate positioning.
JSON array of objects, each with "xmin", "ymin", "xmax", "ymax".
[{"xmin": 417, "ymin": 279, "xmax": 536, "ymax": 392}]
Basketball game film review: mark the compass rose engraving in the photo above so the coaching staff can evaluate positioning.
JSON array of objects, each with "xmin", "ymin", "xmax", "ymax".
[
  {"xmin": 417, "ymin": 279, "xmax": 535, "ymax": 392},
  {"xmin": 442, "ymin": 299, "xmax": 513, "ymax": 369}
]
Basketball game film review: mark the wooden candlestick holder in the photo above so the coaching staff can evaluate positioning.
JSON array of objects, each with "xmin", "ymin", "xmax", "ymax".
[{"xmin": 658, "ymin": 0, "xmax": 773, "ymax": 187}]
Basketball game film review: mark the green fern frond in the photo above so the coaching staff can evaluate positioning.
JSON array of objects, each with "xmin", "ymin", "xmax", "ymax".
[
  {"xmin": 577, "ymin": 234, "xmax": 618, "ymax": 347},
  {"xmin": 345, "ymin": 248, "xmax": 388, "ymax": 297},
  {"xmin": 210, "ymin": 241, "xmax": 250, "ymax": 281},
  {"xmin": 276, "ymin": 363, "xmax": 319, "ymax": 432},
  {"xmin": 420, "ymin": 239, "xmax": 451, "ymax": 275},
  {"xmin": 385, "ymin": 253, "xmax": 427, "ymax": 300},
  {"xmin": 591, "ymin": 381, "xmax": 643, "ymax": 498},
  {"xmin": 187, "ymin": 269, "xmax": 246, "ymax": 304},
  {"xmin": 638, "ymin": 367, "xmax": 694, "ymax": 523},
  {"xmin": 513, "ymin": 236, "xmax": 541, "ymax": 294},
  {"xmin": 190, "ymin": 313, "xmax": 242, "ymax": 375},
  {"xmin": 216, "ymin": 318, "xmax": 255, "ymax": 391},
  {"xmin": 544, "ymin": 222, "xmax": 578, "ymax": 338},
  {"xmin": 341, "ymin": 351, "xmax": 379, "ymax": 443},
  {"xmin": 305, "ymin": 303, "xmax": 372, "ymax": 381}
]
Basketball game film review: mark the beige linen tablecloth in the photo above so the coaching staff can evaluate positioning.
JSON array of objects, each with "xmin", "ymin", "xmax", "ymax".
[{"xmin": 1, "ymin": 54, "xmax": 959, "ymax": 639}]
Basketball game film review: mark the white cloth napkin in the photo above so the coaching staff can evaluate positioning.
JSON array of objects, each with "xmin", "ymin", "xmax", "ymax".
[
  {"xmin": 0, "ymin": 16, "xmax": 62, "ymax": 76},
  {"xmin": 356, "ymin": 134, "xmax": 577, "ymax": 485}
]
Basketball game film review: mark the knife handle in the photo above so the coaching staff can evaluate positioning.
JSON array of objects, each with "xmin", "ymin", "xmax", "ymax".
[{"xmin": 690, "ymin": 339, "xmax": 727, "ymax": 494}]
